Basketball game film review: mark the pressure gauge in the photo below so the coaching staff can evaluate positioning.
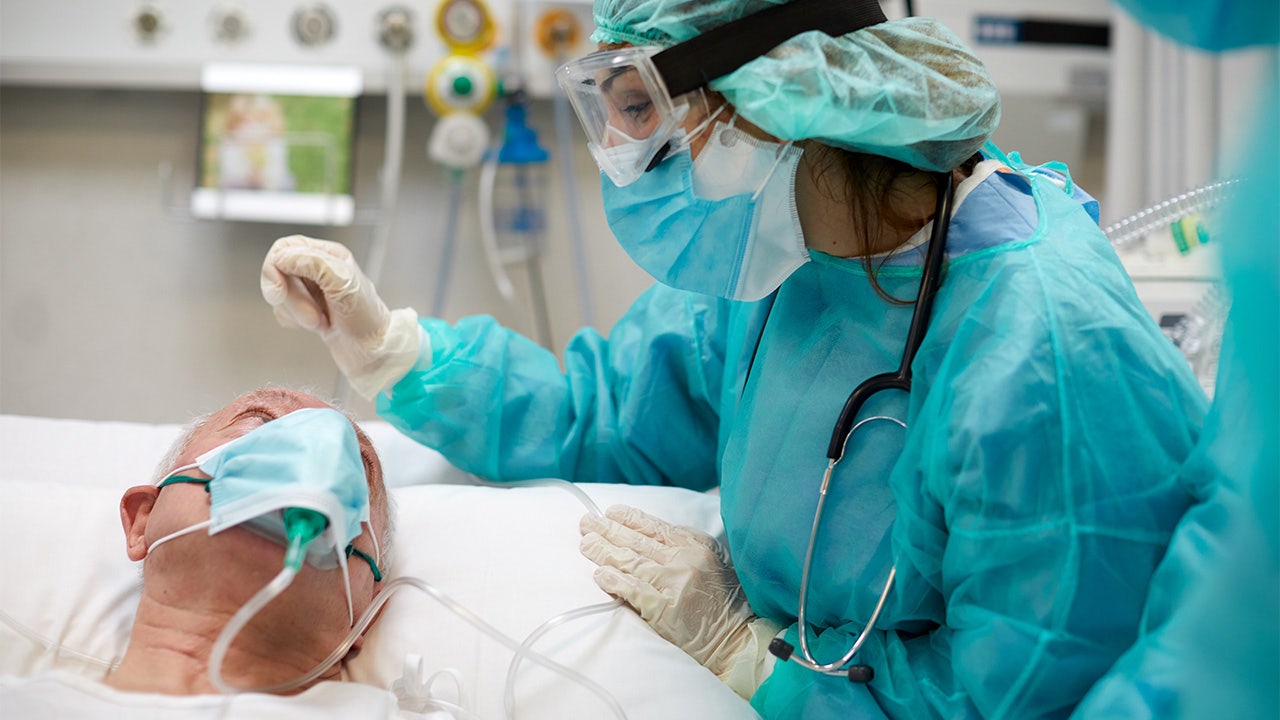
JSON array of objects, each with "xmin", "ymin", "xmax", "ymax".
[{"xmin": 436, "ymin": 0, "xmax": 495, "ymax": 53}]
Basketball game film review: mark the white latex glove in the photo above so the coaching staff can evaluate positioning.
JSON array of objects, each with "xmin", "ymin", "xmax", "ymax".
[
  {"xmin": 261, "ymin": 235, "xmax": 424, "ymax": 399},
  {"xmin": 580, "ymin": 505, "xmax": 781, "ymax": 699}
]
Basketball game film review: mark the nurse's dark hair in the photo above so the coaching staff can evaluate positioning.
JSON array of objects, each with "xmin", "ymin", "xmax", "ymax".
[{"xmin": 816, "ymin": 148, "xmax": 982, "ymax": 304}]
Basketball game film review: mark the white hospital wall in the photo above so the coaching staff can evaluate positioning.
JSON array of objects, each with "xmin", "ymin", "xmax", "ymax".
[{"xmin": 0, "ymin": 87, "xmax": 652, "ymax": 423}]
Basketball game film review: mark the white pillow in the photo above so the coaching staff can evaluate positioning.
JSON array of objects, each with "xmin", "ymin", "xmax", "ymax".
[{"xmin": 0, "ymin": 415, "xmax": 757, "ymax": 719}]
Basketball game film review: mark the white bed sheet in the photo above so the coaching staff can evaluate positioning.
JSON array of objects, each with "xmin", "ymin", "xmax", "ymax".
[{"xmin": 0, "ymin": 414, "xmax": 758, "ymax": 719}]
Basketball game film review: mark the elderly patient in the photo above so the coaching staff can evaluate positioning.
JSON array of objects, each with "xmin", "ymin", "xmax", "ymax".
[{"xmin": 0, "ymin": 388, "xmax": 440, "ymax": 719}]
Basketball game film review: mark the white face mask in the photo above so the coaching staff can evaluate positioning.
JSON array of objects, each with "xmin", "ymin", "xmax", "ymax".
[
  {"xmin": 692, "ymin": 115, "xmax": 792, "ymax": 201},
  {"xmin": 692, "ymin": 115, "xmax": 808, "ymax": 300},
  {"xmin": 601, "ymin": 111, "xmax": 808, "ymax": 302}
]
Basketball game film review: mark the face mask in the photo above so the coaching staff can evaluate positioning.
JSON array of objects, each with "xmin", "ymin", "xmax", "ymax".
[
  {"xmin": 148, "ymin": 408, "xmax": 381, "ymax": 621},
  {"xmin": 598, "ymin": 125, "xmax": 654, "ymax": 184},
  {"xmin": 602, "ymin": 115, "xmax": 807, "ymax": 301}
]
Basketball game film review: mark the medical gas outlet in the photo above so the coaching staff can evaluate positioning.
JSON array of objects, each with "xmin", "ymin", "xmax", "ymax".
[
  {"xmin": 378, "ymin": 6, "xmax": 416, "ymax": 54},
  {"xmin": 425, "ymin": 0, "xmax": 497, "ymax": 169}
]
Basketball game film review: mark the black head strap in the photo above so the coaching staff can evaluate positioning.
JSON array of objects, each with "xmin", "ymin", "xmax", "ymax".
[{"xmin": 652, "ymin": 0, "xmax": 888, "ymax": 98}]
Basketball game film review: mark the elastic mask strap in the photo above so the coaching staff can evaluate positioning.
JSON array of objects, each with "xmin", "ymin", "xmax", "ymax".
[
  {"xmin": 335, "ymin": 534, "xmax": 355, "ymax": 627},
  {"xmin": 679, "ymin": 100, "xmax": 728, "ymax": 151},
  {"xmin": 752, "ymin": 139, "xmax": 797, "ymax": 202},
  {"xmin": 660, "ymin": 95, "xmax": 727, "ymax": 160},
  {"xmin": 148, "ymin": 475, "xmax": 212, "ymax": 556},
  {"xmin": 365, "ymin": 520, "xmax": 382, "ymax": 568},
  {"xmin": 157, "ymin": 475, "xmax": 211, "ymax": 491},
  {"xmin": 147, "ymin": 519, "xmax": 213, "ymax": 557},
  {"xmin": 347, "ymin": 545, "xmax": 384, "ymax": 582},
  {"xmin": 714, "ymin": 110, "xmax": 797, "ymax": 201},
  {"xmin": 653, "ymin": 0, "xmax": 887, "ymax": 97},
  {"xmin": 156, "ymin": 460, "xmax": 203, "ymax": 487}
]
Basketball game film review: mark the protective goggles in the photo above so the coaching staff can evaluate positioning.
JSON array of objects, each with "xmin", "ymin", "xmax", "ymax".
[{"xmin": 555, "ymin": 0, "xmax": 888, "ymax": 187}]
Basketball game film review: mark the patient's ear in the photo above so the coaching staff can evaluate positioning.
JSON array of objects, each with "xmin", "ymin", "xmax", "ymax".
[{"xmin": 121, "ymin": 485, "xmax": 159, "ymax": 561}]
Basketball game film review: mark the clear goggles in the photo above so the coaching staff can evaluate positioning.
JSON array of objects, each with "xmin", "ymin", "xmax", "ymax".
[{"xmin": 556, "ymin": 45, "xmax": 710, "ymax": 187}]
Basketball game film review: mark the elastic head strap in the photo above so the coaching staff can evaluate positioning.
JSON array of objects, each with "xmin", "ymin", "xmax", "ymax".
[
  {"xmin": 157, "ymin": 475, "xmax": 211, "ymax": 491},
  {"xmin": 347, "ymin": 545, "xmax": 384, "ymax": 582},
  {"xmin": 652, "ymin": 0, "xmax": 888, "ymax": 98}
]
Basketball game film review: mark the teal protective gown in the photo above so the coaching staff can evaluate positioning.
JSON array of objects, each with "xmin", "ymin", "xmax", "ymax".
[{"xmin": 378, "ymin": 156, "xmax": 1208, "ymax": 718}]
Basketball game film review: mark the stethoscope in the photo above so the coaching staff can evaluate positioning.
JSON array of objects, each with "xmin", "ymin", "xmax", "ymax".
[{"xmin": 766, "ymin": 171, "xmax": 955, "ymax": 683}]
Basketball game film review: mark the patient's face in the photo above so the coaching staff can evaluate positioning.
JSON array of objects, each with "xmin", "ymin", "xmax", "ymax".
[{"xmin": 133, "ymin": 388, "xmax": 387, "ymax": 652}]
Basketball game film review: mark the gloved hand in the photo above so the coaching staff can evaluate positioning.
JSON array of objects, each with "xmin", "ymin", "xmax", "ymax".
[
  {"xmin": 261, "ymin": 235, "xmax": 424, "ymax": 399},
  {"xmin": 580, "ymin": 505, "xmax": 781, "ymax": 699}
]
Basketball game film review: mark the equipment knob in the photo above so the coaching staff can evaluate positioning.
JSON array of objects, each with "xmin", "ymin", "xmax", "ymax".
[
  {"xmin": 212, "ymin": 7, "xmax": 249, "ymax": 44},
  {"xmin": 294, "ymin": 4, "xmax": 337, "ymax": 47}
]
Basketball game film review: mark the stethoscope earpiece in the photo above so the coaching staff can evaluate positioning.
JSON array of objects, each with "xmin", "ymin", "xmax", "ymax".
[
  {"xmin": 847, "ymin": 664, "xmax": 874, "ymax": 683},
  {"xmin": 768, "ymin": 639, "xmax": 876, "ymax": 684}
]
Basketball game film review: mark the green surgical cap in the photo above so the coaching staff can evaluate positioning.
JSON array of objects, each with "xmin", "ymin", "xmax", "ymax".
[{"xmin": 592, "ymin": 1, "xmax": 1001, "ymax": 171}]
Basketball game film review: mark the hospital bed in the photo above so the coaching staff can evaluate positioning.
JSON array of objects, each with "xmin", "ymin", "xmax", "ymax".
[{"xmin": 0, "ymin": 413, "xmax": 758, "ymax": 719}]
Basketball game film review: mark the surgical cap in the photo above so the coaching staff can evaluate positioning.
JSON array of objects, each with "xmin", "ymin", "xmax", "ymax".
[{"xmin": 592, "ymin": 1, "xmax": 1001, "ymax": 171}]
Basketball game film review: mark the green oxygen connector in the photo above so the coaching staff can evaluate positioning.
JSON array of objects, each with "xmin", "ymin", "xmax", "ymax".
[{"xmin": 282, "ymin": 507, "xmax": 329, "ymax": 572}]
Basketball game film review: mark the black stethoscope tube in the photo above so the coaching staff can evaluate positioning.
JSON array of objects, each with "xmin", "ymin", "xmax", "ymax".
[
  {"xmin": 826, "ymin": 171, "xmax": 954, "ymax": 461},
  {"xmin": 770, "ymin": 171, "xmax": 956, "ymax": 683}
]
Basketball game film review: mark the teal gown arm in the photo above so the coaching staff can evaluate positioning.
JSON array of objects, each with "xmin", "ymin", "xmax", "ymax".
[{"xmin": 376, "ymin": 284, "xmax": 727, "ymax": 488}]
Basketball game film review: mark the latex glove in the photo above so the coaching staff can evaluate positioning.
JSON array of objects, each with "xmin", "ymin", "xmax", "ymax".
[
  {"xmin": 580, "ymin": 505, "xmax": 781, "ymax": 699},
  {"xmin": 261, "ymin": 235, "xmax": 424, "ymax": 399}
]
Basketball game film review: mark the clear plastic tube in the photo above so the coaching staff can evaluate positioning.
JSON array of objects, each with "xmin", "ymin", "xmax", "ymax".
[
  {"xmin": 364, "ymin": 55, "xmax": 408, "ymax": 288},
  {"xmin": 503, "ymin": 600, "xmax": 625, "ymax": 720},
  {"xmin": 468, "ymin": 477, "xmax": 627, "ymax": 719},
  {"xmin": 478, "ymin": 153, "xmax": 517, "ymax": 300},
  {"xmin": 0, "ymin": 608, "xmax": 118, "ymax": 673},
  {"xmin": 466, "ymin": 475, "xmax": 604, "ymax": 518},
  {"xmin": 359, "ymin": 577, "xmax": 626, "ymax": 719},
  {"xmin": 1104, "ymin": 178, "xmax": 1239, "ymax": 252},
  {"xmin": 553, "ymin": 86, "xmax": 595, "ymax": 327},
  {"xmin": 1170, "ymin": 281, "xmax": 1230, "ymax": 396},
  {"xmin": 418, "ymin": 698, "xmax": 487, "ymax": 720},
  {"xmin": 209, "ymin": 563, "xmax": 300, "ymax": 694},
  {"xmin": 431, "ymin": 170, "xmax": 466, "ymax": 317}
]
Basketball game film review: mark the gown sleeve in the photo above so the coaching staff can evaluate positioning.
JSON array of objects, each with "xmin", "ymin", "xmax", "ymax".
[{"xmin": 375, "ymin": 283, "xmax": 729, "ymax": 488}]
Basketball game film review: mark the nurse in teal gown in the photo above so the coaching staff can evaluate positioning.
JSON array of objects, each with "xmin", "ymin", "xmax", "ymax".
[{"xmin": 261, "ymin": 1, "xmax": 1215, "ymax": 716}]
